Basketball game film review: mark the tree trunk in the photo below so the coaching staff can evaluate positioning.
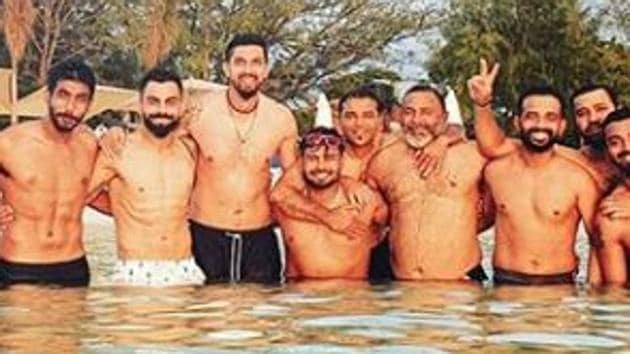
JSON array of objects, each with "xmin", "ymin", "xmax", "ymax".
[{"xmin": 10, "ymin": 57, "xmax": 18, "ymax": 125}]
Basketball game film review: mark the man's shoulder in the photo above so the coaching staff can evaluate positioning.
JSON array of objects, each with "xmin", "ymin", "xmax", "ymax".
[
  {"xmin": 554, "ymin": 148, "xmax": 601, "ymax": 185},
  {"xmin": 260, "ymin": 94, "xmax": 294, "ymax": 120}
]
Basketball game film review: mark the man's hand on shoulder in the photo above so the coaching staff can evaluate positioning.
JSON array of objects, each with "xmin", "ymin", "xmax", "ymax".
[
  {"xmin": 99, "ymin": 126, "xmax": 127, "ymax": 160},
  {"xmin": 0, "ymin": 191, "xmax": 14, "ymax": 231}
]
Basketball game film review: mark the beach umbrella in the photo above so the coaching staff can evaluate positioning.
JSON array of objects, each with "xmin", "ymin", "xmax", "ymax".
[{"xmin": 314, "ymin": 92, "xmax": 333, "ymax": 128}]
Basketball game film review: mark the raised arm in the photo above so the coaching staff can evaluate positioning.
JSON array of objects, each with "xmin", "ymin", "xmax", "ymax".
[{"xmin": 468, "ymin": 58, "xmax": 518, "ymax": 158}]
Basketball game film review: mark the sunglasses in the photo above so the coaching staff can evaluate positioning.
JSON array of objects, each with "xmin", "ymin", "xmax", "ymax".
[{"xmin": 301, "ymin": 132, "xmax": 344, "ymax": 150}]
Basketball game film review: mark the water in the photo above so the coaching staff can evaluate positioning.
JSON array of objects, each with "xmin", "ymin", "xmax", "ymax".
[{"xmin": 0, "ymin": 210, "xmax": 628, "ymax": 353}]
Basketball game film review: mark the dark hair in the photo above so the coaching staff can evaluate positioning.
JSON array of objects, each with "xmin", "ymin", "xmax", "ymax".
[
  {"xmin": 338, "ymin": 86, "xmax": 385, "ymax": 114},
  {"xmin": 570, "ymin": 84, "xmax": 618, "ymax": 109},
  {"xmin": 516, "ymin": 85, "xmax": 565, "ymax": 117},
  {"xmin": 139, "ymin": 68, "xmax": 183, "ymax": 94},
  {"xmin": 225, "ymin": 33, "xmax": 268, "ymax": 62},
  {"xmin": 403, "ymin": 84, "xmax": 446, "ymax": 111},
  {"xmin": 299, "ymin": 127, "xmax": 345, "ymax": 154},
  {"xmin": 602, "ymin": 106, "xmax": 630, "ymax": 130},
  {"xmin": 47, "ymin": 58, "xmax": 96, "ymax": 97}
]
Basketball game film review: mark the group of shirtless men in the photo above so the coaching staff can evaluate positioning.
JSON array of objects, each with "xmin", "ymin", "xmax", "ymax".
[{"xmin": 0, "ymin": 33, "xmax": 628, "ymax": 288}]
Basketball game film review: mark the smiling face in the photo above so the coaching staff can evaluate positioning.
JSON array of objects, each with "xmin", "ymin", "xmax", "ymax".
[
  {"xmin": 338, "ymin": 97, "xmax": 382, "ymax": 149},
  {"xmin": 604, "ymin": 117, "xmax": 630, "ymax": 177},
  {"xmin": 224, "ymin": 45, "xmax": 269, "ymax": 99},
  {"xmin": 302, "ymin": 145, "xmax": 343, "ymax": 190},
  {"xmin": 517, "ymin": 94, "xmax": 566, "ymax": 153},
  {"xmin": 140, "ymin": 81, "xmax": 184, "ymax": 138},
  {"xmin": 401, "ymin": 90, "xmax": 447, "ymax": 149}
]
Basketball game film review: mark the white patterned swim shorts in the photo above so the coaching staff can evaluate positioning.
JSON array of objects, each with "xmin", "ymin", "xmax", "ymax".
[{"xmin": 112, "ymin": 258, "xmax": 205, "ymax": 286}]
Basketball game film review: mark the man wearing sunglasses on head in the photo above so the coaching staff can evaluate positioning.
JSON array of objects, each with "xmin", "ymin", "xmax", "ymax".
[{"xmin": 271, "ymin": 127, "xmax": 388, "ymax": 279}]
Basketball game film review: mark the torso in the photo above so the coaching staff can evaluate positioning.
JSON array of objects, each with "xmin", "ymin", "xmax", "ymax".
[
  {"xmin": 485, "ymin": 148, "xmax": 595, "ymax": 274},
  {"xmin": 108, "ymin": 133, "xmax": 196, "ymax": 260},
  {"xmin": 277, "ymin": 180, "xmax": 379, "ymax": 279},
  {"xmin": 0, "ymin": 121, "xmax": 97, "ymax": 263},
  {"xmin": 189, "ymin": 89, "xmax": 296, "ymax": 230},
  {"xmin": 367, "ymin": 140, "xmax": 486, "ymax": 279}
]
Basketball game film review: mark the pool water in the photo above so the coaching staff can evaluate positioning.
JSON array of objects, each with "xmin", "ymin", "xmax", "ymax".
[{"xmin": 0, "ymin": 211, "xmax": 628, "ymax": 353}]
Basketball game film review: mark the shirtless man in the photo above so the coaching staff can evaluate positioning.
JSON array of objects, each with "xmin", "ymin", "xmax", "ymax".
[
  {"xmin": 571, "ymin": 84, "xmax": 620, "ymax": 191},
  {"xmin": 272, "ymin": 127, "xmax": 387, "ymax": 279},
  {"xmin": 0, "ymin": 59, "xmax": 98, "ymax": 287},
  {"xmin": 365, "ymin": 85, "xmax": 492, "ymax": 281},
  {"xmin": 476, "ymin": 79, "xmax": 628, "ymax": 217},
  {"xmin": 596, "ymin": 107, "xmax": 630, "ymax": 286},
  {"xmin": 186, "ymin": 33, "xmax": 298, "ymax": 283},
  {"xmin": 272, "ymin": 86, "xmax": 464, "ymax": 281},
  {"xmin": 87, "ymin": 68, "xmax": 204, "ymax": 286},
  {"xmin": 468, "ymin": 59, "xmax": 600, "ymax": 285}
]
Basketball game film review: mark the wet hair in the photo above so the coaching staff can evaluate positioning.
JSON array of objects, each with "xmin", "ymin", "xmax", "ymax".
[
  {"xmin": 299, "ymin": 127, "xmax": 345, "ymax": 154},
  {"xmin": 47, "ymin": 58, "xmax": 96, "ymax": 97},
  {"xmin": 338, "ymin": 86, "xmax": 385, "ymax": 114},
  {"xmin": 403, "ymin": 84, "xmax": 446, "ymax": 111},
  {"xmin": 570, "ymin": 83, "xmax": 618, "ymax": 109},
  {"xmin": 602, "ymin": 106, "xmax": 630, "ymax": 130},
  {"xmin": 515, "ymin": 85, "xmax": 565, "ymax": 117},
  {"xmin": 225, "ymin": 33, "xmax": 268, "ymax": 62},
  {"xmin": 139, "ymin": 68, "xmax": 183, "ymax": 94}
]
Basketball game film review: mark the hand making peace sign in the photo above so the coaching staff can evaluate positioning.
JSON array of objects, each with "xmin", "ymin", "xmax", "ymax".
[{"xmin": 467, "ymin": 58, "xmax": 500, "ymax": 107}]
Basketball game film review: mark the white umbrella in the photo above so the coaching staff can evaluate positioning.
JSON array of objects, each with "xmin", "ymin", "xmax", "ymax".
[{"xmin": 314, "ymin": 92, "xmax": 333, "ymax": 128}]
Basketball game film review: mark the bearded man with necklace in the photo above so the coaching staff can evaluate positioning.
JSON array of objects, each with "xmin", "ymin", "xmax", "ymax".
[{"xmin": 186, "ymin": 33, "xmax": 298, "ymax": 283}]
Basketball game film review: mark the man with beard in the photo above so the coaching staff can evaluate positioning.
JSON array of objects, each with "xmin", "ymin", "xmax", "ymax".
[
  {"xmin": 273, "ymin": 127, "xmax": 387, "ymax": 279},
  {"xmin": 596, "ymin": 108, "xmax": 630, "ymax": 286},
  {"xmin": 183, "ymin": 33, "xmax": 298, "ymax": 283},
  {"xmin": 473, "ymin": 74, "xmax": 628, "ymax": 219},
  {"xmin": 0, "ymin": 59, "xmax": 98, "ymax": 287},
  {"xmin": 86, "ymin": 68, "xmax": 205, "ymax": 286},
  {"xmin": 363, "ymin": 85, "xmax": 493, "ymax": 281},
  {"xmin": 468, "ymin": 60, "xmax": 600, "ymax": 285},
  {"xmin": 572, "ymin": 85, "xmax": 620, "ymax": 190},
  {"xmin": 89, "ymin": 69, "xmax": 205, "ymax": 286}
]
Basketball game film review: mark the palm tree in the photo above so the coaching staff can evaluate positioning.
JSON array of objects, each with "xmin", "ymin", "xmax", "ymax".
[
  {"xmin": 3, "ymin": 0, "xmax": 35, "ymax": 125},
  {"xmin": 140, "ymin": 0, "xmax": 181, "ymax": 69}
]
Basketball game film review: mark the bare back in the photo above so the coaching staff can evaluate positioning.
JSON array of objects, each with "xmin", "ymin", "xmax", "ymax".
[
  {"xmin": 367, "ymin": 139, "xmax": 487, "ymax": 279},
  {"xmin": 277, "ymin": 179, "xmax": 382, "ymax": 279},
  {"xmin": 0, "ymin": 121, "xmax": 97, "ymax": 263},
  {"xmin": 189, "ymin": 89, "xmax": 297, "ymax": 230},
  {"xmin": 94, "ymin": 132, "xmax": 197, "ymax": 260},
  {"xmin": 485, "ymin": 147, "xmax": 599, "ymax": 274}
]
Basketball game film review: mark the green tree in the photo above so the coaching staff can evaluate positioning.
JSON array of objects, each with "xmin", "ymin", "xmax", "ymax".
[
  {"xmin": 427, "ymin": 0, "xmax": 630, "ymax": 144},
  {"xmin": 174, "ymin": 0, "xmax": 439, "ymax": 104}
]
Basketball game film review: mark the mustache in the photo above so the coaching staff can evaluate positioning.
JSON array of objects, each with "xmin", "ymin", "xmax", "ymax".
[
  {"xmin": 525, "ymin": 128, "xmax": 554, "ymax": 137},
  {"xmin": 146, "ymin": 113, "xmax": 176, "ymax": 121},
  {"xmin": 311, "ymin": 169, "xmax": 333, "ymax": 175},
  {"xmin": 55, "ymin": 112, "xmax": 81, "ymax": 121},
  {"xmin": 584, "ymin": 124, "xmax": 602, "ymax": 135},
  {"xmin": 238, "ymin": 74, "xmax": 258, "ymax": 80},
  {"xmin": 618, "ymin": 151, "xmax": 630, "ymax": 159}
]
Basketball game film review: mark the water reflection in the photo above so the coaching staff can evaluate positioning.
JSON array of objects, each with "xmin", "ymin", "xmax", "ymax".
[
  {"xmin": 0, "ymin": 281, "xmax": 628, "ymax": 352},
  {"xmin": 0, "ymin": 213, "xmax": 629, "ymax": 353}
]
